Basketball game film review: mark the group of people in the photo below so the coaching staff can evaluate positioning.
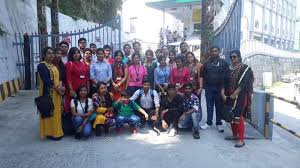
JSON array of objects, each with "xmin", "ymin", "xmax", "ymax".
[{"xmin": 37, "ymin": 37, "xmax": 254, "ymax": 148}]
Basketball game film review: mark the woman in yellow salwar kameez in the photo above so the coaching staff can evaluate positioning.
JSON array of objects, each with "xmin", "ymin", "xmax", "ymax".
[{"xmin": 38, "ymin": 47, "xmax": 64, "ymax": 140}]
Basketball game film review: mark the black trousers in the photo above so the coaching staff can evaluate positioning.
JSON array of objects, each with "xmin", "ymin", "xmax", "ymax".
[
  {"xmin": 153, "ymin": 109, "xmax": 182, "ymax": 130},
  {"xmin": 135, "ymin": 108, "xmax": 157, "ymax": 126}
]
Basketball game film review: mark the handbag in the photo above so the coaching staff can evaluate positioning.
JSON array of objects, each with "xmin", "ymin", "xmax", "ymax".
[
  {"xmin": 35, "ymin": 94, "xmax": 54, "ymax": 118},
  {"xmin": 222, "ymin": 66, "xmax": 250, "ymax": 123}
]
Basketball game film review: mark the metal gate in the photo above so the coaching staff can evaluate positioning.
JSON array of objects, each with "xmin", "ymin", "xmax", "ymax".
[
  {"xmin": 213, "ymin": 0, "xmax": 242, "ymax": 61},
  {"xmin": 25, "ymin": 16, "xmax": 121, "ymax": 89}
]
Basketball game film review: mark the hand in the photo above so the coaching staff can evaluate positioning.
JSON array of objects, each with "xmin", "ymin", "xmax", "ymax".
[
  {"xmin": 197, "ymin": 88, "xmax": 202, "ymax": 96},
  {"xmin": 162, "ymin": 120, "xmax": 168, "ymax": 130},
  {"xmin": 230, "ymin": 93, "xmax": 237, "ymax": 100},
  {"xmin": 144, "ymin": 113, "xmax": 149, "ymax": 120},
  {"xmin": 70, "ymin": 89, "xmax": 76, "ymax": 97},
  {"xmin": 151, "ymin": 114, "xmax": 158, "ymax": 121},
  {"xmin": 221, "ymin": 94, "xmax": 227, "ymax": 102}
]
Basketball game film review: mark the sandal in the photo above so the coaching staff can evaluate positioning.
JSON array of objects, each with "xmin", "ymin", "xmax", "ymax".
[
  {"xmin": 224, "ymin": 136, "xmax": 238, "ymax": 140},
  {"xmin": 234, "ymin": 141, "xmax": 245, "ymax": 148}
]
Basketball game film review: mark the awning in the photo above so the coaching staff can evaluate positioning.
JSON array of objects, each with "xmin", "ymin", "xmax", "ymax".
[{"xmin": 146, "ymin": 0, "xmax": 201, "ymax": 9}]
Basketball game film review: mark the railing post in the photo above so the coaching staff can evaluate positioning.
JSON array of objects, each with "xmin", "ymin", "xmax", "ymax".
[
  {"xmin": 264, "ymin": 93, "xmax": 274, "ymax": 140},
  {"xmin": 23, "ymin": 33, "xmax": 31, "ymax": 90},
  {"xmin": 118, "ymin": 15, "xmax": 121, "ymax": 50}
]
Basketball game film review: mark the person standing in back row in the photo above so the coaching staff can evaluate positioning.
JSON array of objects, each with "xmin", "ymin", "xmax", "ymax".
[{"xmin": 200, "ymin": 46, "xmax": 229, "ymax": 133}]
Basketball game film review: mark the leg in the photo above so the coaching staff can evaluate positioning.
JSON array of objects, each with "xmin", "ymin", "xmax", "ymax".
[
  {"xmin": 128, "ymin": 114, "xmax": 141, "ymax": 128},
  {"xmin": 205, "ymin": 87, "xmax": 214, "ymax": 126},
  {"xmin": 215, "ymin": 88, "xmax": 223, "ymax": 126},
  {"xmin": 116, "ymin": 115, "xmax": 126, "ymax": 128},
  {"xmin": 82, "ymin": 122, "xmax": 92, "ymax": 138},
  {"xmin": 72, "ymin": 116, "xmax": 84, "ymax": 128},
  {"xmin": 191, "ymin": 112, "xmax": 200, "ymax": 131},
  {"xmin": 178, "ymin": 114, "xmax": 192, "ymax": 129}
]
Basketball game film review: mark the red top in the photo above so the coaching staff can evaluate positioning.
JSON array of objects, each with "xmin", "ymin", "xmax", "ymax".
[
  {"xmin": 66, "ymin": 61, "xmax": 90, "ymax": 91},
  {"xmin": 170, "ymin": 67, "xmax": 190, "ymax": 92}
]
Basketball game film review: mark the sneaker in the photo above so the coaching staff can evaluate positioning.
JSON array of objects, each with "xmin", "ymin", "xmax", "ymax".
[
  {"xmin": 200, "ymin": 123, "xmax": 211, "ymax": 130},
  {"xmin": 217, "ymin": 125, "xmax": 224, "ymax": 133},
  {"xmin": 193, "ymin": 130, "xmax": 200, "ymax": 139},
  {"xmin": 168, "ymin": 128, "xmax": 177, "ymax": 137},
  {"xmin": 131, "ymin": 127, "xmax": 138, "ymax": 134}
]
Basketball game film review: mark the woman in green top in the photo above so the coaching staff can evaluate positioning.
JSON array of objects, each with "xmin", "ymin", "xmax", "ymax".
[{"xmin": 113, "ymin": 91, "xmax": 148, "ymax": 134}]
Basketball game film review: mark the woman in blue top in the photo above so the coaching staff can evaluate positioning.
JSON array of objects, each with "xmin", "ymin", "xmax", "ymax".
[{"xmin": 154, "ymin": 56, "xmax": 171, "ymax": 94}]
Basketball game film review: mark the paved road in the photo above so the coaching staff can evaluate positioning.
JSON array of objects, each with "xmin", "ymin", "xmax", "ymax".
[{"xmin": 0, "ymin": 90, "xmax": 299, "ymax": 168}]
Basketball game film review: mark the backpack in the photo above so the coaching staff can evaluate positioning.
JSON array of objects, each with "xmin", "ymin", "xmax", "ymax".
[{"xmin": 136, "ymin": 89, "xmax": 155, "ymax": 108}]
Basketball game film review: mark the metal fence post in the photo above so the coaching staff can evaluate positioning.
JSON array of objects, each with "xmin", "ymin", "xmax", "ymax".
[{"xmin": 23, "ymin": 33, "xmax": 31, "ymax": 90}]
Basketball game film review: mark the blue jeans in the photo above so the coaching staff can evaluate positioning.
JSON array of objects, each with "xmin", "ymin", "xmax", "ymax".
[
  {"xmin": 72, "ymin": 116, "xmax": 92, "ymax": 138},
  {"xmin": 116, "ymin": 114, "xmax": 141, "ymax": 128},
  {"xmin": 205, "ymin": 86, "xmax": 223, "ymax": 126},
  {"xmin": 178, "ymin": 112, "xmax": 201, "ymax": 131}
]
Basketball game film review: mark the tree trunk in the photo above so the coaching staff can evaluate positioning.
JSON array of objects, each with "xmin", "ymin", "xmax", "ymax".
[
  {"xmin": 37, "ymin": 0, "xmax": 48, "ymax": 48},
  {"xmin": 200, "ymin": 0, "xmax": 214, "ymax": 63},
  {"xmin": 51, "ymin": 0, "xmax": 59, "ymax": 47}
]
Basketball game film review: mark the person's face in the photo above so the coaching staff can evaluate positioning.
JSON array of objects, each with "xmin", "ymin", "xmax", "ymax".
[
  {"xmin": 155, "ymin": 50, "xmax": 163, "ymax": 59},
  {"xmin": 230, "ymin": 52, "xmax": 240, "ymax": 64},
  {"xmin": 133, "ymin": 55, "xmax": 140, "ymax": 64},
  {"xmin": 73, "ymin": 50, "xmax": 81, "ymax": 61},
  {"xmin": 45, "ymin": 49, "xmax": 54, "ymax": 62},
  {"xmin": 143, "ymin": 82, "xmax": 150, "ymax": 92},
  {"xmin": 104, "ymin": 48, "xmax": 111, "ymax": 58},
  {"xmin": 115, "ymin": 53, "xmax": 123, "ymax": 62},
  {"xmin": 146, "ymin": 51, "xmax": 153, "ymax": 61},
  {"xmin": 54, "ymin": 50, "xmax": 63, "ymax": 61},
  {"xmin": 167, "ymin": 88, "xmax": 176, "ymax": 97},
  {"xmin": 123, "ymin": 46, "xmax": 131, "ymax": 55},
  {"xmin": 169, "ymin": 52, "xmax": 175, "ymax": 61},
  {"xmin": 97, "ymin": 50, "xmax": 105, "ymax": 60},
  {"xmin": 122, "ymin": 96, "xmax": 130, "ymax": 104},
  {"xmin": 84, "ymin": 51, "xmax": 92, "ymax": 60},
  {"xmin": 60, "ymin": 44, "xmax": 69, "ymax": 54},
  {"xmin": 180, "ymin": 43, "xmax": 188, "ymax": 53},
  {"xmin": 78, "ymin": 40, "xmax": 87, "ymax": 49},
  {"xmin": 133, "ymin": 43, "xmax": 140, "ymax": 52},
  {"xmin": 184, "ymin": 86, "xmax": 192, "ymax": 96},
  {"xmin": 162, "ymin": 46, "xmax": 169, "ymax": 56},
  {"xmin": 90, "ymin": 45, "xmax": 97, "ymax": 54},
  {"xmin": 176, "ymin": 59, "xmax": 183, "ymax": 67},
  {"xmin": 187, "ymin": 54, "xmax": 194, "ymax": 63},
  {"xmin": 160, "ymin": 58, "xmax": 167, "ymax": 66},
  {"xmin": 98, "ymin": 84, "xmax": 107, "ymax": 94},
  {"xmin": 79, "ymin": 87, "xmax": 88, "ymax": 98},
  {"xmin": 210, "ymin": 48, "xmax": 219, "ymax": 58}
]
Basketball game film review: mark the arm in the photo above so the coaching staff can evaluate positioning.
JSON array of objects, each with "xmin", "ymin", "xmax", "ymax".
[
  {"xmin": 138, "ymin": 108, "xmax": 149, "ymax": 120},
  {"xmin": 130, "ymin": 90, "xmax": 140, "ymax": 101},
  {"xmin": 170, "ymin": 69, "xmax": 174, "ymax": 84},
  {"xmin": 106, "ymin": 63, "xmax": 112, "ymax": 84},
  {"xmin": 153, "ymin": 91, "xmax": 160, "ymax": 114},
  {"xmin": 120, "ymin": 65, "xmax": 128, "ymax": 86},
  {"xmin": 126, "ymin": 67, "xmax": 131, "ymax": 88},
  {"xmin": 70, "ymin": 99, "xmax": 78, "ymax": 117},
  {"xmin": 89, "ymin": 64, "xmax": 97, "ymax": 85},
  {"xmin": 185, "ymin": 96, "xmax": 199, "ymax": 115}
]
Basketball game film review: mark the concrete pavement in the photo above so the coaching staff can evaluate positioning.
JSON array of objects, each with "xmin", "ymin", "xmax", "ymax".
[{"xmin": 0, "ymin": 90, "xmax": 299, "ymax": 168}]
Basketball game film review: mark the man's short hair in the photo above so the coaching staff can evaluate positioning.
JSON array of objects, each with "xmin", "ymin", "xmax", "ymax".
[
  {"xmin": 90, "ymin": 43, "xmax": 96, "ymax": 47},
  {"xmin": 103, "ymin": 44, "xmax": 112, "ymax": 50},
  {"xmin": 78, "ymin": 38, "xmax": 87, "ymax": 44},
  {"xmin": 59, "ymin": 41, "xmax": 69, "ymax": 47}
]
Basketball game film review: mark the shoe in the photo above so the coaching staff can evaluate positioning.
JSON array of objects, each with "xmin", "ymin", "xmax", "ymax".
[
  {"xmin": 234, "ymin": 141, "xmax": 245, "ymax": 148},
  {"xmin": 116, "ymin": 127, "xmax": 123, "ymax": 134},
  {"xmin": 168, "ymin": 128, "xmax": 177, "ymax": 137},
  {"xmin": 193, "ymin": 130, "xmax": 200, "ymax": 139},
  {"xmin": 224, "ymin": 136, "xmax": 238, "ymax": 140},
  {"xmin": 200, "ymin": 123, "xmax": 211, "ymax": 130},
  {"xmin": 153, "ymin": 127, "xmax": 161, "ymax": 136},
  {"xmin": 47, "ymin": 136, "xmax": 63, "ymax": 141},
  {"xmin": 95, "ymin": 125, "xmax": 102, "ymax": 137},
  {"xmin": 217, "ymin": 125, "xmax": 224, "ymax": 133},
  {"xmin": 139, "ymin": 123, "xmax": 146, "ymax": 129},
  {"xmin": 131, "ymin": 127, "xmax": 138, "ymax": 134}
]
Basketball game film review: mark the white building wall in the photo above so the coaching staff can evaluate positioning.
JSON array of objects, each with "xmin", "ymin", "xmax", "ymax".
[{"xmin": 241, "ymin": 0, "xmax": 296, "ymax": 51}]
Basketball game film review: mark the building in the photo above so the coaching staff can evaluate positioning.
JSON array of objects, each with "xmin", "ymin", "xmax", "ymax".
[{"xmin": 241, "ymin": 0, "xmax": 297, "ymax": 51}]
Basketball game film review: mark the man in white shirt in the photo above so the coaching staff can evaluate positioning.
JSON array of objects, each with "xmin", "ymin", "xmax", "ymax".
[{"xmin": 130, "ymin": 77, "xmax": 160, "ymax": 129}]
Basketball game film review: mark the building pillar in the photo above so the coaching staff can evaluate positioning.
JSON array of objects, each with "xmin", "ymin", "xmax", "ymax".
[{"xmin": 250, "ymin": 0, "xmax": 255, "ymax": 40}]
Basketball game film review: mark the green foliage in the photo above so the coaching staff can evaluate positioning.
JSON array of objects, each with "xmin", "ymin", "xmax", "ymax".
[{"xmin": 58, "ymin": 0, "xmax": 122, "ymax": 23}]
